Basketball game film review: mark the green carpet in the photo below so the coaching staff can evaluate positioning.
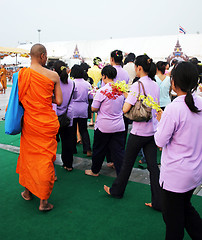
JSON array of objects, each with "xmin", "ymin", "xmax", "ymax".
[
  {"xmin": 0, "ymin": 148, "xmax": 201, "ymax": 240},
  {"xmin": 0, "ymin": 121, "xmax": 160, "ymax": 169}
]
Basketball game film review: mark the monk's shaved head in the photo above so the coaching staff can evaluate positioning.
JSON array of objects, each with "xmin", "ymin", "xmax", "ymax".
[{"xmin": 30, "ymin": 44, "xmax": 47, "ymax": 58}]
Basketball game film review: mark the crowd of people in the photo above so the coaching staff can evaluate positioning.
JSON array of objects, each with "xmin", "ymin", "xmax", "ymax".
[{"xmin": 9, "ymin": 44, "xmax": 202, "ymax": 239}]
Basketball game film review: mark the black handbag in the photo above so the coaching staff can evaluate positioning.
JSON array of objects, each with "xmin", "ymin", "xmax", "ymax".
[
  {"xmin": 124, "ymin": 81, "xmax": 152, "ymax": 122},
  {"xmin": 58, "ymin": 82, "xmax": 75, "ymax": 128}
]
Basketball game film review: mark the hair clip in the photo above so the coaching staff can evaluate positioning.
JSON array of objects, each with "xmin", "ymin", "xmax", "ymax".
[
  {"xmin": 147, "ymin": 58, "xmax": 152, "ymax": 64},
  {"xmin": 60, "ymin": 66, "xmax": 66, "ymax": 71}
]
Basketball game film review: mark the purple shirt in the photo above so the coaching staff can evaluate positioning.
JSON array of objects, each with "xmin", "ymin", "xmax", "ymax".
[
  {"xmin": 113, "ymin": 65, "xmax": 130, "ymax": 84},
  {"xmin": 126, "ymin": 76, "xmax": 160, "ymax": 136},
  {"xmin": 154, "ymin": 95, "xmax": 202, "ymax": 193},
  {"xmin": 57, "ymin": 79, "xmax": 75, "ymax": 127},
  {"xmin": 101, "ymin": 65, "xmax": 130, "ymax": 87},
  {"xmin": 72, "ymin": 78, "xmax": 92, "ymax": 118},
  {"xmin": 92, "ymin": 83, "xmax": 125, "ymax": 133}
]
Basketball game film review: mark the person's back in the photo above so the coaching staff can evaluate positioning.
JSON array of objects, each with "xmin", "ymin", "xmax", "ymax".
[
  {"xmin": 156, "ymin": 95, "xmax": 202, "ymax": 191},
  {"xmin": 154, "ymin": 62, "xmax": 202, "ymax": 240},
  {"xmin": 113, "ymin": 65, "xmax": 130, "ymax": 84},
  {"xmin": 17, "ymin": 44, "xmax": 62, "ymax": 212},
  {"xmin": 95, "ymin": 83, "xmax": 125, "ymax": 133},
  {"xmin": 87, "ymin": 65, "xmax": 102, "ymax": 86},
  {"xmin": 123, "ymin": 62, "xmax": 136, "ymax": 86},
  {"xmin": 73, "ymin": 78, "xmax": 91, "ymax": 118},
  {"xmin": 155, "ymin": 75, "xmax": 171, "ymax": 108},
  {"xmin": 128, "ymin": 76, "xmax": 160, "ymax": 136}
]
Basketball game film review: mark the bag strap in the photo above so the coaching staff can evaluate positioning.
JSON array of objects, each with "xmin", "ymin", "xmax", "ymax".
[
  {"xmin": 65, "ymin": 81, "xmax": 75, "ymax": 114},
  {"xmin": 137, "ymin": 81, "xmax": 147, "ymax": 97}
]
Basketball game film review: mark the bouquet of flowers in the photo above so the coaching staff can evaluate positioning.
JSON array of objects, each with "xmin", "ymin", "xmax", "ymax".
[
  {"xmin": 138, "ymin": 94, "xmax": 161, "ymax": 112},
  {"xmin": 88, "ymin": 86, "xmax": 98, "ymax": 96},
  {"xmin": 100, "ymin": 80, "xmax": 129, "ymax": 100}
]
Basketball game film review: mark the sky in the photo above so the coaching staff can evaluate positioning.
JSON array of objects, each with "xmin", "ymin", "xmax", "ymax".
[{"xmin": 1, "ymin": 0, "xmax": 202, "ymax": 47}]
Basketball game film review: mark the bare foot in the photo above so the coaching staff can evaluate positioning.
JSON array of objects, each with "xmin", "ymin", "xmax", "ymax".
[
  {"xmin": 145, "ymin": 203, "xmax": 152, "ymax": 208},
  {"xmin": 107, "ymin": 162, "xmax": 115, "ymax": 169},
  {"xmin": 104, "ymin": 185, "xmax": 111, "ymax": 195},
  {"xmin": 39, "ymin": 200, "xmax": 54, "ymax": 211},
  {"xmin": 64, "ymin": 166, "xmax": 73, "ymax": 172},
  {"xmin": 85, "ymin": 169, "xmax": 99, "ymax": 177},
  {"xmin": 54, "ymin": 175, "xmax": 58, "ymax": 181},
  {"xmin": 21, "ymin": 188, "xmax": 32, "ymax": 201},
  {"xmin": 87, "ymin": 151, "xmax": 92, "ymax": 157}
]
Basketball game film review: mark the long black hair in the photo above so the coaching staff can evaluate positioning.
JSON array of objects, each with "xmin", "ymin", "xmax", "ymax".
[
  {"xmin": 53, "ymin": 60, "xmax": 68, "ymax": 84},
  {"xmin": 135, "ymin": 55, "xmax": 156, "ymax": 81},
  {"xmin": 171, "ymin": 62, "xmax": 200, "ymax": 113}
]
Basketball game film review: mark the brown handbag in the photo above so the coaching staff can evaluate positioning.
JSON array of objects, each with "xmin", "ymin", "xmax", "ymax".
[{"xmin": 124, "ymin": 81, "xmax": 152, "ymax": 122}]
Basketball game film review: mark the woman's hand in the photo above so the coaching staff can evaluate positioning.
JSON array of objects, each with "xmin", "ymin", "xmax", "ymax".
[
  {"xmin": 123, "ymin": 92, "xmax": 128, "ymax": 99},
  {"xmin": 156, "ymin": 109, "xmax": 163, "ymax": 122}
]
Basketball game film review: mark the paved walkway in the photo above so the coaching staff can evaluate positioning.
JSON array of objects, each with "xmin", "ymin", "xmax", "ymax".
[{"xmin": 0, "ymin": 85, "xmax": 201, "ymax": 196}]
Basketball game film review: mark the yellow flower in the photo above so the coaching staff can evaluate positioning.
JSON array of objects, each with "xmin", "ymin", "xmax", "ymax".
[
  {"xmin": 132, "ymin": 92, "xmax": 161, "ymax": 111},
  {"xmin": 111, "ymin": 80, "xmax": 129, "ymax": 93}
]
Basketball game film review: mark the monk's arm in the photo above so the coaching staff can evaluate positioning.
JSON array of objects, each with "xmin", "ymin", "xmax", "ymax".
[{"xmin": 53, "ymin": 75, "xmax": 63, "ymax": 106}]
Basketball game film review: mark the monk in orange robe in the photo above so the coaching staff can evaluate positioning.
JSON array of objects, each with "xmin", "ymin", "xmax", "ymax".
[
  {"xmin": 0, "ymin": 64, "xmax": 7, "ymax": 94},
  {"xmin": 16, "ymin": 44, "xmax": 63, "ymax": 211}
]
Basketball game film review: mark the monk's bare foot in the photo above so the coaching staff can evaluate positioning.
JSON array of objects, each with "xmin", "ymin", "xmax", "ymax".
[
  {"xmin": 54, "ymin": 175, "xmax": 58, "ymax": 181},
  {"xmin": 39, "ymin": 200, "xmax": 54, "ymax": 211},
  {"xmin": 145, "ymin": 203, "xmax": 152, "ymax": 208},
  {"xmin": 104, "ymin": 185, "xmax": 111, "ymax": 195},
  {"xmin": 85, "ymin": 169, "xmax": 99, "ymax": 177},
  {"xmin": 21, "ymin": 188, "xmax": 32, "ymax": 201}
]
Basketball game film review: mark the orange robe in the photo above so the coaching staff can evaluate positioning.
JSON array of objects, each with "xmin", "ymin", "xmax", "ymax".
[
  {"xmin": 16, "ymin": 68, "xmax": 60, "ymax": 200},
  {"xmin": 0, "ymin": 68, "xmax": 7, "ymax": 89}
]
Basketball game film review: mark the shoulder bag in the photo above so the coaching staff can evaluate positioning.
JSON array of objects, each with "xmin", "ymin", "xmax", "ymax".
[
  {"xmin": 58, "ymin": 81, "xmax": 75, "ymax": 128},
  {"xmin": 5, "ymin": 72, "xmax": 24, "ymax": 135},
  {"xmin": 124, "ymin": 81, "xmax": 152, "ymax": 122}
]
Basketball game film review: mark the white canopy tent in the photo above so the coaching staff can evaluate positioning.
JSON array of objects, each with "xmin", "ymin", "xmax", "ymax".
[{"xmin": 2, "ymin": 33, "xmax": 202, "ymax": 66}]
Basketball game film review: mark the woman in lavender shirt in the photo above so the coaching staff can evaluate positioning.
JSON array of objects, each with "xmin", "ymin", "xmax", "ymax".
[
  {"xmin": 70, "ymin": 65, "xmax": 93, "ymax": 157},
  {"xmin": 155, "ymin": 62, "xmax": 202, "ymax": 240},
  {"xmin": 105, "ymin": 50, "xmax": 130, "ymax": 167},
  {"xmin": 85, "ymin": 65, "xmax": 125, "ymax": 176},
  {"xmin": 54, "ymin": 61, "xmax": 76, "ymax": 171},
  {"xmin": 104, "ymin": 55, "xmax": 162, "ymax": 211}
]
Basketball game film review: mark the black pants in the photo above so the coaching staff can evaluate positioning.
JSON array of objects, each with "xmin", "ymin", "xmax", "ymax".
[
  {"xmin": 106, "ymin": 116, "xmax": 129, "ymax": 163},
  {"xmin": 91, "ymin": 128, "xmax": 125, "ymax": 175},
  {"xmin": 58, "ymin": 126, "xmax": 74, "ymax": 168},
  {"xmin": 73, "ymin": 118, "xmax": 91, "ymax": 153},
  {"xmin": 161, "ymin": 188, "xmax": 202, "ymax": 240},
  {"xmin": 110, "ymin": 134, "xmax": 161, "ymax": 211}
]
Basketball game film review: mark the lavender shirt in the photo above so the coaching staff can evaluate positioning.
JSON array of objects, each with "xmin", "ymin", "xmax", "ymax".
[
  {"xmin": 57, "ymin": 79, "xmax": 75, "ymax": 127},
  {"xmin": 101, "ymin": 65, "xmax": 130, "ymax": 87},
  {"xmin": 92, "ymin": 83, "xmax": 125, "ymax": 133},
  {"xmin": 72, "ymin": 78, "xmax": 93, "ymax": 118},
  {"xmin": 126, "ymin": 76, "xmax": 160, "ymax": 136},
  {"xmin": 154, "ymin": 95, "xmax": 202, "ymax": 193}
]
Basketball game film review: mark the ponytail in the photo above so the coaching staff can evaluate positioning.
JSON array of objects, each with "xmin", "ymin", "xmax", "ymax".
[
  {"xmin": 60, "ymin": 67, "xmax": 68, "ymax": 84},
  {"xmin": 135, "ymin": 55, "xmax": 156, "ymax": 81},
  {"xmin": 171, "ymin": 62, "xmax": 200, "ymax": 113},
  {"xmin": 53, "ymin": 61, "xmax": 68, "ymax": 84},
  {"xmin": 148, "ymin": 62, "xmax": 156, "ymax": 81},
  {"xmin": 185, "ymin": 90, "xmax": 200, "ymax": 113}
]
